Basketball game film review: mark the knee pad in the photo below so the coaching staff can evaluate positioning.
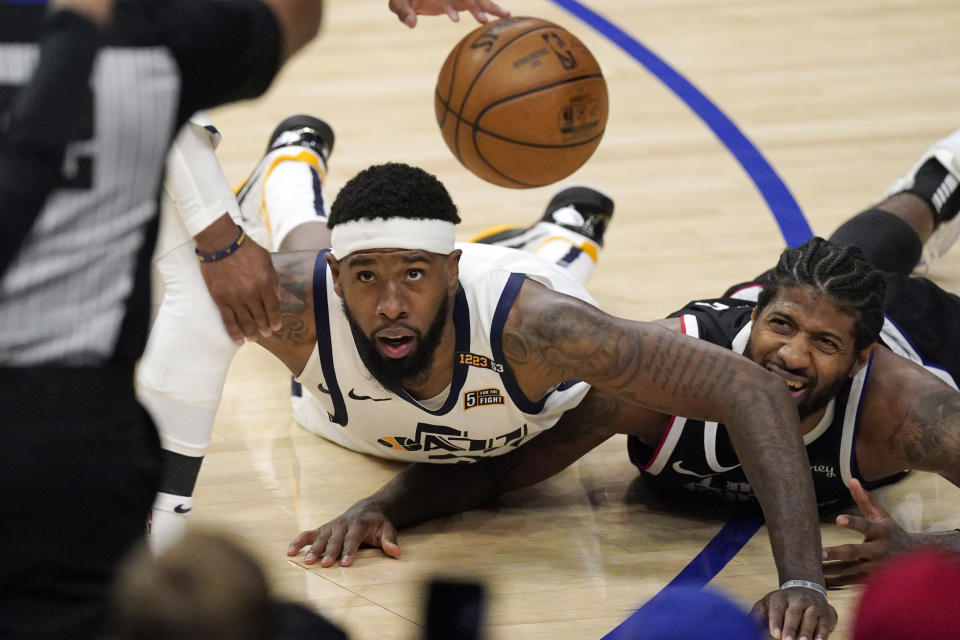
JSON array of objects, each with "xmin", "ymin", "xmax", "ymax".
[
  {"xmin": 139, "ymin": 242, "xmax": 239, "ymax": 456},
  {"xmin": 828, "ymin": 209, "xmax": 922, "ymax": 275}
]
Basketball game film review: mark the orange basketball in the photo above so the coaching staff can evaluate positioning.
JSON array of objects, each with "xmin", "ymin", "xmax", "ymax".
[{"xmin": 435, "ymin": 17, "xmax": 608, "ymax": 188}]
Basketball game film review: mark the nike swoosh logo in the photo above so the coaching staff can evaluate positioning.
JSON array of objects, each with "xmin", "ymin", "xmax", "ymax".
[
  {"xmin": 348, "ymin": 388, "xmax": 392, "ymax": 402},
  {"xmin": 672, "ymin": 460, "xmax": 725, "ymax": 478},
  {"xmin": 173, "ymin": 504, "xmax": 192, "ymax": 514},
  {"xmin": 317, "ymin": 383, "xmax": 330, "ymax": 395}
]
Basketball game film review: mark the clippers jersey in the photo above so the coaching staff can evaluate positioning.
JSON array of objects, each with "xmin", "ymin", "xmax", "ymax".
[
  {"xmin": 295, "ymin": 243, "xmax": 593, "ymax": 463},
  {"xmin": 628, "ymin": 293, "xmax": 926, "ymax": 507}
]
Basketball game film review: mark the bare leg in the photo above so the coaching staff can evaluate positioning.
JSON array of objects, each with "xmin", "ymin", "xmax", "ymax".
[{"xmin": 278, "ymin": 220, "xmax": 330, "ymax": 252}]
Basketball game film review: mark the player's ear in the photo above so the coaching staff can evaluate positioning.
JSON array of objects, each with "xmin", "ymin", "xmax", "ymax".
[
  {"xmin": 750, "ymin": 306, "xmax": 758, "ymax": 323},
  {"xmin": 325, "ymin": 252, "xmax": 342, "ymax": 297},
  {"xmin": 446, "ymin": 249, "xmax": 461, "ymax": 294},
  {"xmin": 850, "ymin": 342, "xmax": 877, "ymax": 377}
]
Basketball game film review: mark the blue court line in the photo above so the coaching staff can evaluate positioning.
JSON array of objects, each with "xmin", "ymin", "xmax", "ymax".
[
  {"xmin": 544, "ymin": 1, "xmax": 817, "ymax": 636},
  {"xmin": 549, "ymin": 0, "xmax": 814, "ymax": 248},
  {"xmin": 601, "ymin": 509, "xmax": 765, "ymax": 639}
]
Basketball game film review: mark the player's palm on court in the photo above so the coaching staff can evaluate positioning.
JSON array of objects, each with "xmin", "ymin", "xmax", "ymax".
[
  {"xmin": 287, "ymin": 502, "xmax": 401, "ymax": 568},
  {"xmin": 821, "ymin": 479, "xmax": 912, "ymax": 586}
]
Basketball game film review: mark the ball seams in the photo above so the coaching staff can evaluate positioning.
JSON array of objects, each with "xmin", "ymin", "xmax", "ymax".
[{"xmin": 453, "ymin": 24, "xmax": 555, "ymax": 162}]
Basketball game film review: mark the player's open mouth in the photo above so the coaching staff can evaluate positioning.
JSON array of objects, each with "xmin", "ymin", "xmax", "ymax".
[
  {"xmin": 784, "ymin": 378, "xmax": 807, "ymax": 399},
  {"xmin": 377, "ymin": 335, "xmax": 414, "ymax": 359},
  {"xmin": 765, "ymin": 364, "xmax": 808, "ymax": 400}
]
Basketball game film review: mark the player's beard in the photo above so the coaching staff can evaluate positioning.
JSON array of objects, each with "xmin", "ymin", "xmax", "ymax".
[
  {"xmin": 743, "ymin": 342, "xmax": 848, "ymax": 420},
  {"xmin": 342, "ymin": 292, "xmax": 450, "ymax": 392}
]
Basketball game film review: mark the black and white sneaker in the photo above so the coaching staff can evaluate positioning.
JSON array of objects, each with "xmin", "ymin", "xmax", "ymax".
[
  {"xmin": 265, "ymin": 114, "xmax": 335, "ymax": 164},
  {"xmin": 884, "ymin": 128, "xmax": 960, "ymax": 268},
  {"xmin": 471, "ymin": 183, "xmax": 615, "ymax": 248},
  {"xmin": 236, "ymin": 114, "xmax": 335, "ymax": 208},
  {"xmin": 541, "ymin": 183, "xmax": 614, "ymax": 246},
  {"xmin": 237, "ymin": 114, "xmax": 334, "ymax": 240}
]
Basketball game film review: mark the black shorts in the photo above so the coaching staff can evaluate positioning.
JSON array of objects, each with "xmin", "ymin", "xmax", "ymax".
[
  {"xmin": 879, "ymin": 272, "xmax": 960, "ymax": 383},
  {"xmin": 0, "ymin": 364, "xmax": 161, "ymax": 639}
]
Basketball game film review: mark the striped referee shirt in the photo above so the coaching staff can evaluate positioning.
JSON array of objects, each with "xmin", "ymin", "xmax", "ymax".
[{"xmin": 0, "ymin": 0, "xmax": 282, "ymax": 366}]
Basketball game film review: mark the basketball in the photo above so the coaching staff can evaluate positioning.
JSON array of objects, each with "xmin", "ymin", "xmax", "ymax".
[{"xmin": 435, "ymin": 17, "xmax": 608, "ymax": 188}]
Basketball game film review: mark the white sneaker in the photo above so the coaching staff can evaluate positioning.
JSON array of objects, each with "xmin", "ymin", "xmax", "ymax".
[{"xmin": 884, "ymin": 128, "xmax": 960, "ymax": 268}]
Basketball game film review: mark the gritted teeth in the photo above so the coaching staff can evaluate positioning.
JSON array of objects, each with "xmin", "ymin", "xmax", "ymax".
[{"xmin": 765, "ymin": 363, "xmax": 807, "ymax": 390}]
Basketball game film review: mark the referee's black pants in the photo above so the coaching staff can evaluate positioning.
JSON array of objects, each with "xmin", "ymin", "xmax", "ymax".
[{"xmin": 0, "ymin": 365, "xmax": 161, "ymax": 639}]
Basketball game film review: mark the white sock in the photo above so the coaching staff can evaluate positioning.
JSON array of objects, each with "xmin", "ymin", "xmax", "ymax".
[
  {"xmin": 264, "ymin": 159, "xmax": 330, "ymax": 249},
  {"xmin": 522, "ymin": 221, "xmax": 599, "ymax": 285},
  {"xmin": 148, "ymin": 492, "xmax": 194, "ymax": 554}
]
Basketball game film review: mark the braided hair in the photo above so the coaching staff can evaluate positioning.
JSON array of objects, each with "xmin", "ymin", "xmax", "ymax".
[
  {"xmin": 328, "ymin": 162, "xmax": 461, "ymax": 227},
  {"xmin": 755, "ymin": 237, "xmax": 886, "ymax": 353}
]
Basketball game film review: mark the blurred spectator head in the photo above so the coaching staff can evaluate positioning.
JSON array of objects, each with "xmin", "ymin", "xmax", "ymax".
[
  {"xmin": 110, "ymin": 529, "xmax": 272, "ymax": 640},
  {"xmin": 854, "ymin": 549, "xmax": 960, "ymax": 640}
]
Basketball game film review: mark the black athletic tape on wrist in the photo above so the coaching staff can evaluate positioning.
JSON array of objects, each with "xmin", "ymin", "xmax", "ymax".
[{"xmin": 195, "ymin": 226, "xmax": 246, "ymax": 263}]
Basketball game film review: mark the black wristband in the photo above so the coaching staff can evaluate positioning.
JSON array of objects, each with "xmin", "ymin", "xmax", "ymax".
[{"xmin": 195, "ymin": 226, "xmax": 246, "ymax": 263}]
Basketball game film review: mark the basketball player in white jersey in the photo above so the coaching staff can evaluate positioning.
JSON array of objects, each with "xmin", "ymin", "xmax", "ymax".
[
  {"xmin": 143, "ymin": 112, "xmax": 619, "ymax": 551},
  {"xmin": 252, "ymin": 162, "xmax": 836, "ymax": 639}
]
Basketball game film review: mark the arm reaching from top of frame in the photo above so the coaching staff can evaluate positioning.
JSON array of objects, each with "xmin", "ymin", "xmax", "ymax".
[
  {"xmin": 388, "ymin": 0, "xmax": 509, "ymax": 28},
  {"xmin": 260, "ymin": 0, "xmax": 324, "ymax": 60}
]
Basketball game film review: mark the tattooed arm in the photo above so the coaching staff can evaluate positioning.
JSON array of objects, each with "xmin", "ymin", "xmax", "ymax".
[
  {"xmin": 254, "ymin": 250, "xmax": 319, "ymax": 375},
  {"xmin": 885, "ymin": 369, "xmax": 960, "ymax": 490},
  {"xmin": 504, "ymin": 279, "xmax": 836, "ymax": 640},
  {"xmin": 823, "ymin": 348, "xmax": 960, "ymax": 585}
]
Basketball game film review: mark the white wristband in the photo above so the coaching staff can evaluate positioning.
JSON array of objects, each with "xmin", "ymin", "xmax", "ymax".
[{"xmin": 780, "ymin": 579, "xmax": 827, "ymax": 599}]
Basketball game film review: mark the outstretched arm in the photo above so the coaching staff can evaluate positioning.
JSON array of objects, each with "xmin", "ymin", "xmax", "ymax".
[
  {"xmin": 287, "ymin": 390, "xmax": 626, "ymax": 566},
  {"xmin": 261, "ymin": 0, "xmax": 324, "ymax": 60},
  {"xmin": 504, "ymin": 280, "xmax": 835, "ymax": 640}
]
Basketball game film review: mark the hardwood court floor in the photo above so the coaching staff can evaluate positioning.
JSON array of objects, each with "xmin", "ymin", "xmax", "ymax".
[{"xmin": 198, "ymin": 1, "xmax": 960, "ymax": 638}]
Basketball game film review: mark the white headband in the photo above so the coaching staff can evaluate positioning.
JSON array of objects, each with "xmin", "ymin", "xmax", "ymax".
[{"xmin": 330, "ymin": 218, "xmax": 456, "ymax": 257}]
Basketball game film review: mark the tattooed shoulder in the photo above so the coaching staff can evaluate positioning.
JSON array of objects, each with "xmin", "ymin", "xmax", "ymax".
[
  {"xmin": 502, "ymin": 282, "xmax": 613, "ymax": 372},
  {"xmin": 899, "ymin": 388, "xmax": 960, "ymax": 474}
]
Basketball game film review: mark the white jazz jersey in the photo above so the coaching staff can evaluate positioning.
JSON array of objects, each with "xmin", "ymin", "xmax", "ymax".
[{"xmin": 295, "ymin": 243, "xmax": 595, "ymax": 463}]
